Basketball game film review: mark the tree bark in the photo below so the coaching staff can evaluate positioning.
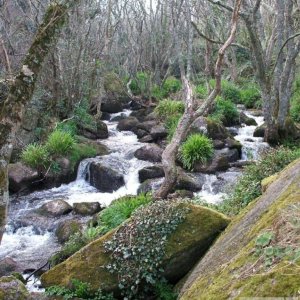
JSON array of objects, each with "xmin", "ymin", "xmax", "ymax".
[{"xmin": 0, "ymin": 1, "xmax": 75, "ymax": 244}]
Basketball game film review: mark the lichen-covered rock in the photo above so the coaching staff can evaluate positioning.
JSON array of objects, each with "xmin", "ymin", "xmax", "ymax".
[
  {"xmin": 73, "ymin": 202, "xmax": 102, "ymax": 216},
  {"xmin": 134, "ymin": 144, "xmax": 163, "ymax": 162},
  {"xmin": 0, "ymin": 258, "xmax": 19, "ymax": 277},
  {"xmin": 55, "ymin": 219, "xmax": 83, "ymax": 243},
  {"xmin": 138, "ymin": 165, "xmax": 165, "ymax": 183},
  {"xmin": 117, "ymin": 117, "xmax": 139, "ymax": 132},
  {"xmin": 180, "ymin": 158, "xmax": 300, "ymax": 300},
  {"xmin": 37, "ymin": 199, "xmax": 72, "ymax": 217},
  {"xmin": 41, "ymin": 205, "xmax": 230, "ymax": 293},
  {"xmin": 0, "ymin": 276, "xmax": 31, "ymax": 300},
  {"xmin": 253, "ymin": 123, "xmax": 266, "ymax": 137},
  {"xmin": 239, "ymin": 111, "xmax": 258, "ymax": 126},
  {"xmin": 150, "ymin": 125, "xmax": 168, "ymax": 140}
]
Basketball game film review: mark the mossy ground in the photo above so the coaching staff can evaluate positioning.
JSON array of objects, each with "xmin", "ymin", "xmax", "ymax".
[{"xmin": 180, "ymin": 158, "xmax": 300, "ymax": 299}]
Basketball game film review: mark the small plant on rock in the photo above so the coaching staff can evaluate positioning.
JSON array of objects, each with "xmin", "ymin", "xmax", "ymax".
[
  {"xmin": 21, "ymin": 143, "xmax": 49, "ymax": 171},
  {"xmin": 179, "ymin": 134, "xmax": 214, "ymax": 170},
  {"xmin": 45, "ymin": 130, "xmax": 75, "ymax": 156},
  {"xmin": 104, "ymin": 200, "xmax": 189, "ymax": 299}
]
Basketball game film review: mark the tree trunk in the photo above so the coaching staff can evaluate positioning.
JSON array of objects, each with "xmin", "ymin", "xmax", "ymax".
[{"xmin": 0, "ymin": 1, "xmax": 75, "ymax": 244}]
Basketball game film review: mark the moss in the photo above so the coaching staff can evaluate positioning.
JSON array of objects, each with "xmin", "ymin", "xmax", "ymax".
[
  {"xmin": 180, "ymin": 158, "xmax": 300, "ymax": 299},
  {"xmin": 0, "ymin": 276, "xmax": 30, "ymax": 300},
  {"xmin": 41, "ymin": 204, "xmax": 230, "ymax": 293},
  {"xmin": 261, "ymin": 173, "xmax": 279, "ymax": 192}
]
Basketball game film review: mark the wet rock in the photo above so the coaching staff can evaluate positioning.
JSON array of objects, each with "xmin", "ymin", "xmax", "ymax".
[
  {"xmin": 41, "ymin": 204, "xmax": 230, "ymax": 293},
  {"xmin": 100, "ymin": 112, "xmax": 111, "ymax": 121},
  {"xmin": 189, "ymin": 117, "xmax": 231, "ymax": 141},
  {"xmin": 0, "ymin": 258, "xmax": 19, "ymax": 277},
  {"xmin": 89, "ymin": 161, "xmax": 125, "ymax": 192},
  {"xmin": 150, "ymin": 125, "xmax": 168, "ymax": 140},
  {"xmin": 55, "ymin": 220, "xmax": 83, "ymax": 243},
  {"xmin": 138, "ymin": 178, "xmax": 163, "ymax": 194},
  {"xmin": 8, "ymin": 163, "xmax": 39, "ymax": 194},
  {"xmin": 176, "ymin": 170, "xmax": 205, "ymax": 192},
  {"xmin": 101, "ymin": 100, "xmax": 123, "ymax": 114},
  {"xmin": 213, "ymin": 140, "xmax": 225, "ymax": 149},
  {"xmin": 78, "ymin": 120, "xmax": 108, "ymax": 140},
  {"xmin": 110, "ymin": 114, "xmax": 128, "ymax": 122},
  {"xmin": 130, "ymin": 99, "xmax": 143, "ymax": 110},
  {"xmin": 168, "ymin": 190, "xmax": 194, "ymax": 199},
  {"xmin": 117, "ymin": 117, "xmax": 139, "ymax": 132},
  {"xmin": 76, "ymin": 137, "xmax": 109, "ymax": 156},
  {"xmin": 73, "ymin": 202, "xmax": 102, "ymax": 216},
  {"xmin": 137, "ymin": 120, "xmax": 157, "ymax": 133},
  {"xmin": 239, "ymin": 111, "xmax": 258, "ymax": 126},
  {"xmin": 227, "ymin": 127, "xmax": 238, "ymax": 136},
  {"xmin": 138, "ymin": 135, "xmax": 154, "ymax": 143},
  {"xmin": 193, "ymin": 148, "xmax": 239, "ymax": 174},
  {"xmin": 130, "ymin": 107, "xmax": 154, "ymax": 122},
  {"xmin": 37, "ymin": 200, "xmax": 73, "ymax": 217},
  {"xmin": 225, "ymin": 138, "xmax": 242, "ymax": 153},
  {"xmin": 136, "ymin": 129, "xmax": 148, "ymax": 139},
  {"xmin": 253, "ymin": 123, "xmax": 266, "ymax": 137},
  {"xmin": 138, "ymin": 165, "xmax": 165, "ymax": 183},
  {"xmin": 0, "ymin": 276, "xmax": 31, "ymax": 300},
  {"xmin": 134, "ymin": 144, "xmax": 163, "ymax": 162}
]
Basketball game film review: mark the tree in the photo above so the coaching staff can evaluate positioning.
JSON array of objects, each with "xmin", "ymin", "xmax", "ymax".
[
  {"xmin": 154, "ymin": 0, "xmax": 243, "ymax": 199},
  {"xmin": 208, "ymin": 0, "xmax": 300, "ymax": 144},
  {"xmin": 0, "ymin": 0, "xmax": 78, "ymax": 244}
]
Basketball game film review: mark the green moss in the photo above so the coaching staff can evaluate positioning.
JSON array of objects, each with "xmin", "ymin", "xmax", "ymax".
[
  {"xmin": 180, "ymin": 158, "xmax": 300, "ymax": 299},
  {"xmin": 0, "ymin": 276, "xmax": 30, "ymax": 300}
]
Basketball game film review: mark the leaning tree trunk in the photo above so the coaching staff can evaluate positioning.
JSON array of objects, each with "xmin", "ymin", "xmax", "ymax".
[
  {"xmin": 0, "ymin": 1, "xmax": 76, "ymax": 243},
  {"xmin": 154, "ymin": 0, "xmax": 242, "ymax": 199}
]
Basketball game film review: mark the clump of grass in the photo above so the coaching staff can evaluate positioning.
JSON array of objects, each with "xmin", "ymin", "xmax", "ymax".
[
  {"xmin": 219, "ymin": 146, "xmax": 300, "ymax": 216},
  {"xmin": 155, "ymin": 99, "xmax": 184, "ymax": 119},
  {"xmin": 162, "ymin": 76, "xmax": 182, "ymax": 94},
  {"xmin": 179, "ymin": 134, "xmax": 214, "ymax": 170},
  {"xmin": 165, "ymin": 114, "xmax": 181, "ymax": 141},
  {"xmin": 240, "ymin": 84, "xmax": 261, "ymax": 108},
  {"xmin": 45, "ymin": 130, "xmax": 75, "ymax": 156},
  {"xmin": 21, "ymin": 143, "xmax": 49, "ymax": 171}
]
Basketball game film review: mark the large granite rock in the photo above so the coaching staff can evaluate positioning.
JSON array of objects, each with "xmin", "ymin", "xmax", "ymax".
[
  {"xmin": 0, "ymin": 276, "xmax": 30, "ymax": 300},
  {"xmin": 37, "ymin": 200, "xmax": 72, "ymax": 217},
  {"xmin": 134, "ymin": 144, "xmax": 163, "ymax": 162}
]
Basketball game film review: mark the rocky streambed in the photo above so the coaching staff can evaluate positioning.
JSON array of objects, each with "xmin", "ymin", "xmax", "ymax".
[{"xmin": 0, "ymin": 107, "xmax": 268, "ymax": 292}]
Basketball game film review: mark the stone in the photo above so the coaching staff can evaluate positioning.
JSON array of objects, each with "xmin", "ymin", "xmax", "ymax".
[
  {"xmin": 138, "ymin": 165, "xmax": 165, "ymax": 183},
  {"xmin": 0, "ymin": 258, "xmax": 19, "ymax": 277},
  {"xmin": 100, "ymin": 112, "xmax": 111, "ymax": 121},
  {"xmin": 213, "ymin": 140, "xmax": 225, "ymax": 149},
  {"xmin": 137, "ymin": 120, "xmax": 157, "ymax": 132},
  {"xmin": 55, "ymin": 220, "xmax": 83, "ymax": 244},
  {"xmin": 0, "ymin": 276, "xmax": 31, "ymax": 300},
  {"xmin": 138, "ymin": 135, "xmax": 154, "ymax": 143},
  {"xmin": 73, "ymin": 202, "xmax": 102, "ymax": 216},
  {"xmin": 180, "ymin": 158, "xmax": 300, "ymax": 300},
  {"xmin": 37, "ymin": 200, "xmax": 72, "ymax": 217},
  {"xmin": 176, "ymin": 170, "xmax": 205, "ymax": 192},
  {"xmin": 150, "ymin": 125, "xmax": 168, "ymax": 140},
  {"xmin": 135, "ymin": 129, "xmax": 148, "ymax": 139},
  {"xmin": 134, "ymin": 144, "xmax": 163, "ymax": 162},
  {"xmin": 8, "ymin": 163, "xmax": 39, "ymax": 194},
  {"xmin": 101, "ymin": 100, "xmax": 123, "ymax": 114},
  {"xmin": 117, "ymin": 117, "xmax": 139, "ymax": 132},
  {"xmin": 41, "ymin": 204, "xmax": 230, "ymax": 293},
  {"xmin": 89, "ymin": 161, "xmax": 125, "ymax": 193},
  {"xmin": 253, "ymin": 123, "xmax": 266, "ymax": 137},
  {"xmin": 76, "ymin": 137, "xmax": 109, "ymax": 156},
  {"xmin": 138, "ymin": 178, "xmax": 163, "ymax": 194},
  {"xmin": 239, "ymin": 111, "xmax": 258, "ymax": 126},
  {"xmin": 225, "ymin": 137, "xmax": 242, "ymax": 153},
  {"xmin": 78, "ymin": 120, "xmax": 108, "ymax": 140}
]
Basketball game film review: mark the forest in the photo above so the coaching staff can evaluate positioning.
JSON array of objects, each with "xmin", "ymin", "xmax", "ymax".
[{"xmin": 0, "ymin": 0, "xmax": 300, "ymax": 299}]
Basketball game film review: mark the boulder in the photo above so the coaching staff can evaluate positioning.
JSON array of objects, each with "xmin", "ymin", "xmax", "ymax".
[
  {"xmin": 189, "ymin": 117, "xmax": 231, "ymax": 141},
  {"xmin": 253, "ymin": 123, "xmax": 266, "ymax": 137},
  {"xmin": 213, "ymin": 140, "xmax": 225, "ymax": 149},
  {"xmin": 117, "ymin": 117, "xmax": 139, "ymax": 132},
  {"xmin": 55, "ymin": 220, "xmax": 83, "ymax": 243},
  {"xmin": 73, "ymin": 202, "xmax": 102, "ymax": 216},
  {"xmin": 239, "ymin": 111, "xmax": 258, "ymax": 126},
  {"xmin": 78, "ymin": 120, "xmax": 108, "ymax": 140},
  {"xmin": 225, "ymin": 137, "xmax": 242, "ymax": 153},
  {"xmin": 176, "ymin": 170, "xmax": 206, "ymax": 192},
  {"xmin": 76, "ymin": 137, "xmax": 109, "ymax": 156},
  {"xmin": 89, "ymin": 161, "xmax": 125, "ymax": 192},
  {"xmin": 41, "ymin": 204, "xmax": 230, "ymax": 293},
  {"xmin": 37, "ymin": 200, "xmax": 72, "ymax": 217},
  {"xmin": 0, "ymin": 258, "xmax": 19, "ymax": 277},
  {"xmin": 137, "ymin": 120, "xmax": 157, "ymax": 133},
  {"xmin": 137, "ymin": 178, "xmax": 163, "ymax": 194},
  {"xmin": 180, "ymin": 158, "xmax": 300, "ymax": 300},
  {"xmin": 130, "ymin": 107, "xmax": 155, "ymax": 122},
  {"xmin": 135, "ymin": 129, "xmax": 148, "ymax": 139},
  {"xmin": 150, "ymin": 125, "xmax": 168, "ymax": 140},
  {"xmin": 134, "ymin": 144, "xmax": 163, "ymax": 162},
  {"xmin": 138, "ymin": 135, "xmax": 154, "ymax": 143},
  {"xmin": 138, "ymin": 165, "xmax": 165, "ymax": 183},
  {"xmin": 101, "ymin": 100, "xmax": 123, "ymax": 114},
  {"xmin": 0, "ymin": 276, "xmax": 31, "ymax": 300},
  {"xmin": 100, "ymin": 112, "xmax": 111, "ymax": 121},
  {"xmin": 193, "ymin": 148, "xmax": 239, "ymax": 173},
  {"xmin": 8, "ymin": 163, "xmax": 39, "ymax": 193}
]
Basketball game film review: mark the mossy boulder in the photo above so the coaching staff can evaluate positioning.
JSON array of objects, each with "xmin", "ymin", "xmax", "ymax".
[
  {"xmin": 41, "ymin": 204, "xmax": 230, "ymax": 293},
  {"xmin": 180, "ymin": 158, "xmax": 300, "ymax": 300},
  {"xmin": 0, "ymin": 276, "xmax": 31, "ymax": 300}
]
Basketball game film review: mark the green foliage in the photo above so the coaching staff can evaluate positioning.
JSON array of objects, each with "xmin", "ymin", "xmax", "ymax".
[
  {"xmin": 151, "ymin": 84, "xmax": 167, "ymax": 100},
  {"xmin": 195, "ymin": 84, "xmax": 208, "ymax": 98},
  {"xmin": 291, "ymin": 76, "xmax": 300, "ymax": 123},
  {"xmin": 165, "ymin": 114, "xmax": 181, "ymax": 141},
  {"xmin": 57, "ymin": 120, "xmax": 78, "ymax": 136},
  {"xmin": 104, "ymin": 200, "xmax": 188, "ymax": 299},
  {"xmin": 129, "ymin": 72, "xmax": 150, "ymax": 96},
  {"xmin": 154, "ymin": 280, "xmax": 178, "ymax": 300},
  {"xmin": 69, "ymin": 143, "xmax": 97, "ymax": 170},
  {"xmin": 155, "ymin": 99, "xmax": 185, "ymax": 119},
  {"xmin": 45, "ymin": 130, "xmax": 75, "ymax": 156},
  {"xmin": 21, "ymin": 143, "xmax": 49, "ymax": 170},
  {"xmin": 179, "ymin": 134, "xmax": 214, "ymax": 170},
  {"xmin": 211, "ymin": 79, "xmax": 241, "ymax": 103},
  {"xmin": 211, "ymin": 97, "xmax": 239, "ymax": 125},
  {"xmin": 45, "ymin": 279, "xmax": 116, "ymax": 300},
  {"xmin": 97, "ymin": 194, "xmax": 152, "ymax": 235},
  {"xmin": 219, "ymin": 146, "xmax": 300, "ymax": 216},
  {"xmin": 162, "ymin": 76, "xmax": 182, "ymax": 94},
  {"xmin": 240, "ymin": 84, "xmax": 261, "ymax": 108},
  {"xmin": 74, "ymin": 101, "xmax": 97, "ymax": 130}
]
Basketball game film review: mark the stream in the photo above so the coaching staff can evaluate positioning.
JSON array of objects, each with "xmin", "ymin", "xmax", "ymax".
[{"xmin": 0, "ymin": 109, "xmax": 268, "ymax": 291}]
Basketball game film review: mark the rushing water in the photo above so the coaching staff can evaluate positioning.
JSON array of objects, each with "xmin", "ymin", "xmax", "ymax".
[{"xmin": 0, "ymin": 109, "xmax": 268, "ymax": 290}]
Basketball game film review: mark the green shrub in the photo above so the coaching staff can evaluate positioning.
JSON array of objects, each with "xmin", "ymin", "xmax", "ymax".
[
  {"xmin": 129, "ymin": 72, "xmax": 150, "ymax": 95},
  {"xmin": 195, "ymin": 84, "xmax": 208, "ymax": 98},
  {"xmin": 211, "ymin": 80, "xmax": 241, "ymax": 103},
  {"xmin": 98, "ymin": 193, "xmax": 152, "ymax": 234},
  {"xmin": 165, "ymin": 114, "xmax": 181, "ymax": 141},
  {"xmin": 21, "ymin": 143, "xmax": 49, "ymax": 170},
  {"xmin": 219, "ymin": 146, "xmax": 300, "ymax": 216},
  {"xmin": 154, "ymin": 280, "xmax": 178, "ymax": 300},
  {"xmin": 162, "ymin": 76, "xmax": 182, "ymax": 94},
  {"xmin": 151, "ymin": 84, "xmax": 167, "ymax": 100},
  {"xmin": 240, "ymin": 85, "xmax": 261, "ymax": 108},
  {"xmin": 57, "ymin": 120, "xmax": 78, "ymax": 136},
  {"xmin": 291, "ymin": 89, "xmax": 300, "ymax": 123},
  {"xmin": 155, "ymin": 99, "xmax": 185, "ymax": 119},
  {"xmin": 69, "ymin": 143, "xmax": 97, "ymax": 170},
  {"xmin": 179, "ymin": 134, "xmax": 214, "ymax": 170},
  {"xmin": 45, "ymin": 130, "xmax": 75, "ymax": 156},
  {"xmin": 211, "ymin": 97, "xmax": 239, "ymax": 126},
  {"xmin": 46, "ymin": 279, "xmax": 115, "ymax": 300},
  {"xmin": 74, "ymin": 102, "xmax": 96, "ymax": 131}
]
